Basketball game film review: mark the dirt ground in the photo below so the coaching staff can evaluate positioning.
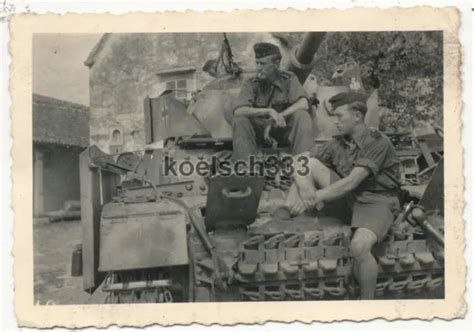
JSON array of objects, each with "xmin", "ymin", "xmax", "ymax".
[{"xmin": 33, "ymin": 219, "xmax": 106, "ymax": 305}]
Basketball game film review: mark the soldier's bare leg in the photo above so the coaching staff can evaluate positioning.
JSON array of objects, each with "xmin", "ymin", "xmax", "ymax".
[
  {"xmin": 307, "ymin": 156, "xmax": 336, "ymax": 188},
  {"xmin": 285, "ymin": 156, "xmax": 338, "ymax": 210},
  {"xmin": 288, "ymin": 157, "xmax": 379, "ymax": 299},
  {"xmin": 284, "ymin": 184, "xmax": 306, "ymax": 215},
  {"xmin": 350, "ymin": 227, "xmax": 378, "ymax": 299}
]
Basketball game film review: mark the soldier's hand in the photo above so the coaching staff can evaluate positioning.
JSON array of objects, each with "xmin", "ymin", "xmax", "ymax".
[
  {"xmin": 289, "ymin": 198, "xmax": 306, "ymax": 216},
  {"xmin": 268, "ymin": 109, "xmax": 286, "ymax": 128},
  {"xmin": 298, "ymin": 186, "xmax": 320, "ymax": 210}
]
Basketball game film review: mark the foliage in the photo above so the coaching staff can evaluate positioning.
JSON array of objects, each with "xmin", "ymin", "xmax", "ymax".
[{"xmin": 312, "ymin": 32, "xmax": 443, "ymax": 132}]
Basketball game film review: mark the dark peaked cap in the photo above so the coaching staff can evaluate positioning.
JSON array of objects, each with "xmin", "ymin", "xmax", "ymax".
[
  {"xmin": 329, "ymin": 92, "xmax": 368, "ymax": 113},
  {"xmin": 254, "ymin": 42, "xmax": 281, "ymax": 59}
]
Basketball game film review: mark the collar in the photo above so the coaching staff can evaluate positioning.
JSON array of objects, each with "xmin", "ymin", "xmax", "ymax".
[
  {"xmin": 333, "ymin": 126, "xmax": 369, "ymax": 149},
  {"xmin": 271, "ymin": 72, "xmax": 284, "ymax": 90},
  {"xmin": 258, "ymin": 71, "xmax": 283, "ymax": 90},
  {"xmin": 334, "ymin": 134, "xmax": 353, "ymax": 149},
  {"xmin": 351, "ymin": 126, "xmax": 370, "ymax": 149}
]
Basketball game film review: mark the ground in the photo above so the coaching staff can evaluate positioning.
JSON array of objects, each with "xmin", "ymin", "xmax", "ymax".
[{"xmin": 33, "ymin": 219, "xmax": 106, "ymax": 305}]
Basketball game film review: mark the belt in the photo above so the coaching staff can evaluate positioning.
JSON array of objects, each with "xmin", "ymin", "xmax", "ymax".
[{"xmin": 357, "ymin": 188, "xmax": 399, "ymax": 197}]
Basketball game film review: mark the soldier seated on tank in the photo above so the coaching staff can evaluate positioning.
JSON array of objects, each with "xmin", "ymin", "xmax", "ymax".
[
  {"xmin": 286, "ymin": 91, "xmax": 401, "ymax": 299},
  {"xmin": 231, "ymin": 42, "xmax": 314, "ymax": 161}
]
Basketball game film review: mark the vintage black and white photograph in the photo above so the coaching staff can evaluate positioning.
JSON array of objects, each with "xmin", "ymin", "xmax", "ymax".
[
  {"xmin": 31, "ymin": 30, "xmax": 445, "ymax": 305},
  {"xmin": 10, "ymin": 7, "xmax": 463, "ymax": 327}
]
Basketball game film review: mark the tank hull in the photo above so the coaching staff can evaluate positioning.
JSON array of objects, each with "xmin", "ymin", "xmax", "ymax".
[{"xmin": 82, "ymin": 140, "xmax": 444, "ymax": 303}]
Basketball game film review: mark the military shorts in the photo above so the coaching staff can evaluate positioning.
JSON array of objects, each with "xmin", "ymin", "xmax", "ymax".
[
  {"xmin": 351, "ymin": 191, "xmax": 400, "ymax": 241},
  {"xmin": 323, "ymin": 172, "xmax": 401, "ymax": 242}
]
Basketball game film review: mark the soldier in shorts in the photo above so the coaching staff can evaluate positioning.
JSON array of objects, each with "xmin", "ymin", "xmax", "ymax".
[{"xmin": 286, "ymin": 91, "xmax": 401, "ymax": 299}]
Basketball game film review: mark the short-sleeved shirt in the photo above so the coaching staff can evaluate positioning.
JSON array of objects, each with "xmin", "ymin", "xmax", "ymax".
[
  {"xmin": 310, "ymin": 127, "xmax": 401, "ymax": 194},
  {"xmin": 309, "ymin": 127, "xmax": 401, "ymax": 241},
  {"xmin": 233, "ymin": 70, "xmax": 308, "ymax": 113}
]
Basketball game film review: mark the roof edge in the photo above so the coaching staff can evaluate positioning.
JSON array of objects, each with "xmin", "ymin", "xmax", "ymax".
[
  {"xmin": 33, "ymin": 137, "xmax": 89, "ymax": 148},
  {"xmin": 33, "ymin": 93, "xmax": 88, "ymax": 112},
  {"xmin": 84, "ymin": 33, "xmax": 111, "ymax": 68}
]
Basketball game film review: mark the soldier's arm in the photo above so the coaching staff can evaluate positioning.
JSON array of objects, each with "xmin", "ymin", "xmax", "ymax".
[
  {"xmin": 316, "ymin": 167, "xmax": 370, "ymax": 202},
  {"xmin": 280, "ymin": 97, "xmax": 309, "ymax": 118},
  {"xmin": 234, "ymin": 107, "xmax": 286, "ymax": 128},
  {"xmin": 280, "ymin": 74, "xmax": 309, "ymax": 118},
  {"xmin": 316, "ymin": 136, "xmax": 393, "ymax": 203},
  {"xmin": 233, "ymin": 79, "xmax": 273, "ymax": 119},
  {"xmin": 234, "ymin": 106, "xmax": 274, "ymax": 118}
]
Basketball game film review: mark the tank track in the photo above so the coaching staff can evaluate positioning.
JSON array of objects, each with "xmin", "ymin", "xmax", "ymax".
[
  {"xmin": 371, "ymin": 213, "xmax": 444, "ymax": 299},
  {"xmin": 103, "ymin": 267, "xmax": 188, "ymax": 303},
  {"xmin": 233, "ymin": 229, "xmax": 352, "ymax": 301},
  {"xmin": 231, "ymin": 217, "xmax": 444, "ymax": 301},
  {"xmin": 100, "ymin": 196, "xmax": 444, "ymax": 302}
]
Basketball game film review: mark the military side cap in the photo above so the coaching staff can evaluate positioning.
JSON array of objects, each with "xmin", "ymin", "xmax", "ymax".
[
  {"xmin": 328, "ymin": 91, "xmax": 368, "ymax": 110},
  {"xmin": 254, "ymin": 42, "xmax": 281, "ymax": 59}
]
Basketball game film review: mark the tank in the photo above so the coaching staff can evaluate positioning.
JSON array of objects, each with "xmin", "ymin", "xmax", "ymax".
[{"xmin": 79, "ymin": 32, "xmax": 444, "ymax": 303}]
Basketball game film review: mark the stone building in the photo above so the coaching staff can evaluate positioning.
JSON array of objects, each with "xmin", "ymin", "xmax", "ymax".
[
  {"xmin": 84, "ymin": 33, "xmax": 295, "ymax": 153},
  {"xmin": 33, "ymin": 94, "xmax": 89, "ymax": 215}
]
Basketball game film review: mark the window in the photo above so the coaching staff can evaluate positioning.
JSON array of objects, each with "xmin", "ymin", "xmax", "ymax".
[
  {"xmin": 157, "ymin": 67, "xmax": 196, "ymax": 102},
  {"xmin": 165, "ymin": 79, "xmax": 188, "ymax": 100},
  {"xmin": 109, "ymin": 128, "xmax": 123, "ymax": 154},
  {"xmin": 110, "ymin": 145, "xmax": 122, "ymax": 154}
]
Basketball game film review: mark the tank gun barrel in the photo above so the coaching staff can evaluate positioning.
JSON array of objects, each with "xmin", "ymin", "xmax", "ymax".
[
  {"xmin": 402, "ymin": 202, "xmax": 444, "ymax": 247},
  {"xmin": 285, "ymin": 32, "xmax": 326, "ymax": 84},
  {"xmin": 409, "ymin": 206, "xmax": 444, "ymax": 247}
]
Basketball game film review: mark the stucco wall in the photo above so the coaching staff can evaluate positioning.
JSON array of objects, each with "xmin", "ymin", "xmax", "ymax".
[{"xmin": 88, "ymin": 33, "xmax": 291, "ymax": 153}]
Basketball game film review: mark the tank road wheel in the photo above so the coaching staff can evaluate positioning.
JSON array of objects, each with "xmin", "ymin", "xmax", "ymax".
[
  {"xmin": 194, "ymin": 286, "xmax": 213, "ymax": 302},
  {"xmin": 104, "ymin": 292, "xmax": 119, "ymax": 304},
  {"xmin": 118, "ymin": 290, "xmax": 138, "ymax": 303},
  {"xmin": 141, "ymin": 290, "xmax": 158, "ymax": 303}
]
